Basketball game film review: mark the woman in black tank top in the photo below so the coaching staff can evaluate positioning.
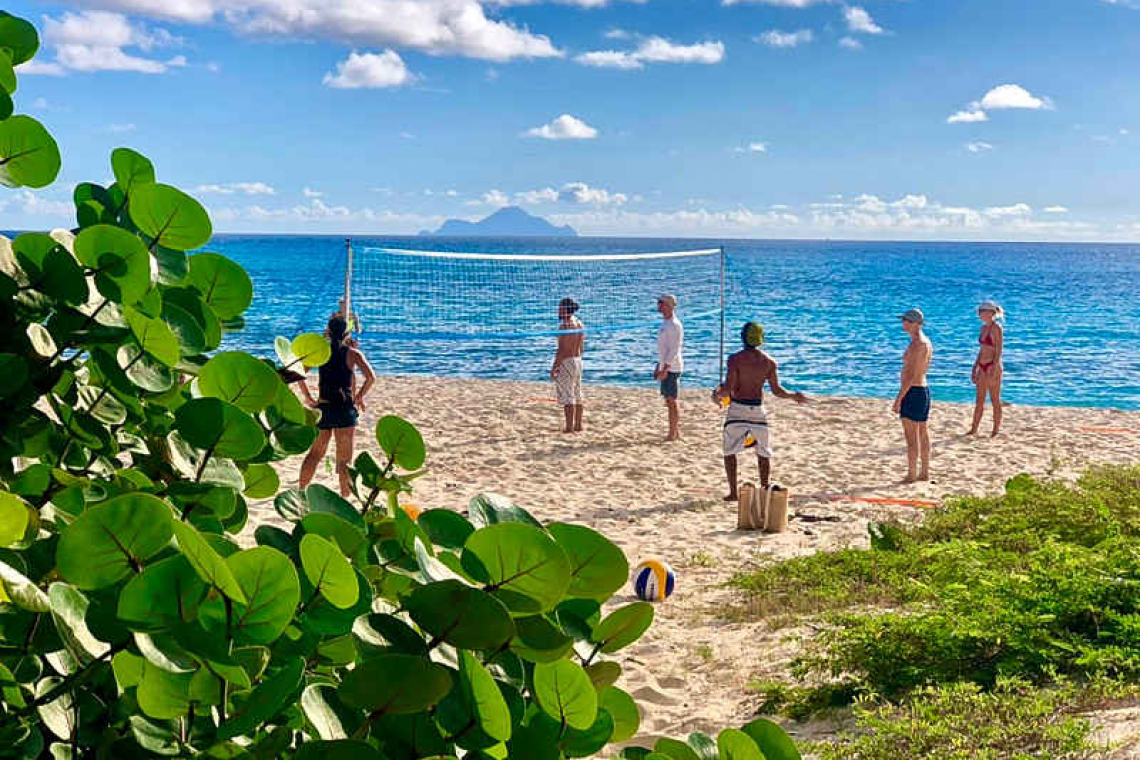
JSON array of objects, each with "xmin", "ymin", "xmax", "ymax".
[{"xmin": 298, "ymin": 315, "xmax": 376, "ymax": 496}]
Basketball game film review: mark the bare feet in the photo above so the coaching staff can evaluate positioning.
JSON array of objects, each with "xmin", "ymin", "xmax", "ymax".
[
  {"xmin": 574, "ymin": 425, "xmax": 583, "ymax": 433},
  {"xmin": 990, "ymin": 429, "xmax": 1000, "ymax": 438},
  {"xmin": 902, "ymin": 474, "xmax": 918, "ymax": 484},
  {"xmin": 967, "ymin": 428, "xmax": 979, "ymax": 436},
  {"xmin": 918, "ymin": 470, "xmax": 931, "ymax": 482}
]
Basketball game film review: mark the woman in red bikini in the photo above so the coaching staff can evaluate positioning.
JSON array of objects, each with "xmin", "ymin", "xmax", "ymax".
[{"xmin": 969, "ymin": 300, "xmax": 1004, "ymax": 437}]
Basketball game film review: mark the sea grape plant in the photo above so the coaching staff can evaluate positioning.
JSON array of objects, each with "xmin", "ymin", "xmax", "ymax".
[{"xmin": 0, "ymin": 12, "xmax": 803, "ymax": 759}]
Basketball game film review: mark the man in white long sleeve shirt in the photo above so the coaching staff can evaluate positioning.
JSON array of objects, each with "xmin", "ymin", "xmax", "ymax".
[{"xmin": 654, "ymin": 293, "xmax": 684, "ymax": 441}]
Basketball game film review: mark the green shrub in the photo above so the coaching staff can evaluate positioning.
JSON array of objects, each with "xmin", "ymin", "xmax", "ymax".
[{"xmin": 0, "ymin": 14, "xmax": 804, "ymax": 759}]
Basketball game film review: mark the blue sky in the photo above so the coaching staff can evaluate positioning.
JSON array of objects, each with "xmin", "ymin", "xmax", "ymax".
[{"xmin": 3, "ymin": 0, "xmax": 1139, "ymax": 240}]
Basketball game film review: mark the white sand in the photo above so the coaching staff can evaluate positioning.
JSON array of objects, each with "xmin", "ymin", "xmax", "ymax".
[{"xmin": 255, "ymin": 375, "xmax": 1140, "ymax": 746}]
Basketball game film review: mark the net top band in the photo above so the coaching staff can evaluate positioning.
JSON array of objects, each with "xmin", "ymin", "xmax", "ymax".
[{"xmin": 365, "ymin": 247, "xmax": 721, "ymax": 262}]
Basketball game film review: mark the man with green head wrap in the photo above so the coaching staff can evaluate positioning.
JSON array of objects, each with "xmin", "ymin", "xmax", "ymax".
[{"xmin": 713, "ymin": 321, "xmax": 808, "ymax": 501}]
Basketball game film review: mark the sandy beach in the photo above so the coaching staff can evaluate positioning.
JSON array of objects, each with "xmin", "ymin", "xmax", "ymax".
[{"xmin": 253, "ymin": 375, "xmax": 1140, "ymax": 746}]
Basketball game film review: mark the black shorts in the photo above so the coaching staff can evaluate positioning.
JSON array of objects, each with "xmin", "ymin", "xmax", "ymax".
[
  {"xmin": 900, "ymin": 386, "xmax": 931, "ymax": 423},
  {"xmin": 659, "ymin": 372, "xmax": 681, "ymax": 399},
  {"xmin": 317, "ymin": 402, "xmax": 358, "ymax": 430}
]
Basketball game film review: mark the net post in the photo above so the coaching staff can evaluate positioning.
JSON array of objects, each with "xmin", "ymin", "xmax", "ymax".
[
  {"xmin": 343, "ymin": 237, "xmax": 354, "ymax": 333},
  {"xmin": 719, "ymin": 245, "xmax": 726, "ymax": 382}
]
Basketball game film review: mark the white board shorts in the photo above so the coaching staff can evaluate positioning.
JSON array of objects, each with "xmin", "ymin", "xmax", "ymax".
[
  {"xmin": 554, "ymin": 357, "xmax": 583, "ymax": 405},
  {"xmin": 723, "ymin": 401, "xmax": 772, "ymax": 458}
]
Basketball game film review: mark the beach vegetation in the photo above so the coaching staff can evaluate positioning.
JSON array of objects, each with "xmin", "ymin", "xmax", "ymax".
[
  {"xmin": 0, "ymin": 13, "xmax": 805, "ymax": 758},
  {"xmin": 730, "ymin": 465, "xmax": 1140, "ymax": 756}
]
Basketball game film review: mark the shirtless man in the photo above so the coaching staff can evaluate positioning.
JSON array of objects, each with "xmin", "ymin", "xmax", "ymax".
[
  {"xmin": 550, "ymin": 297, "xmax": 585, "ymax": 433},
  {"xmin": 893, "ymin": 308, "xmax": 934, "ymax": 482},
  {"xmin": 713, "ymin": 322, "xmax": 808, "ymax": 501}
]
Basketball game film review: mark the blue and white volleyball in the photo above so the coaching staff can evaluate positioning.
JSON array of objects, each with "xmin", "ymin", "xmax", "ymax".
[{"xmin": 633, "ymin": 559, "xmax": 675, "ymax": 602}]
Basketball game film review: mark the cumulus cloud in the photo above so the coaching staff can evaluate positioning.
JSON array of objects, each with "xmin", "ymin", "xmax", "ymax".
[
  {"xmin": 25, "ymin": 10, "xmax": 186, "ymax": 74},
  {"xmin": 523, "ymin": 114, "xmax": 598, "ymax": 140},
  {"xmin": 576, "ymin": 36, "xmax": 725, "ymax": 69},
  {"xmin": 734, "ymin": 142, "xmax": 768, "ymax": 153},
  {"xmin": 322, "ymin": 50, "xmax": 413, "ymax": 88},
  {"xmin": 984, "ymin": 203, "xmax": 1032, "ymax": 217},
  {"xmin": 838, "ymin": 37, "xmax": 862, "ymax": 50},
  {"xmin": 844, "ymin": 6, "xmax": 885, "ymax": 34},
  {"xmin": 0, "ymin": 189, "xmax": 73, "ymax": 218},
  {"xmin": 948, "ymin": 84, "xmax": 1053, "ymax": 124},
  {"xmin": 194, "ymin": 182, "xmax": 277, "ymax": 195},
  {"xmin": 966, "ymin": 141, "xmax": 994, "ymax": 153},
  {"xmin": 756, "ymin": 29, "xmax": 814, "ymax": 48},
  {"xmin": 558, "ymin": 182, "xmax": 627, "ymax": 206},
  {"xmin": 515, "ymin": 187, "xmax": 560, "ymax": 204},
  {"xmin": 1044, "ymin": 206, "xmax": 1069, "ymax": 213},
  {"xmin": 303, "ymin": 187, "xmax": 323, "ymax": 198},
  {"xmin": 107, "ymin": 122, "xmax": 137, "ymax": 133},
  {"xmin": 56, "ymin": 0, "xmax": 561, "ymax": 61}
]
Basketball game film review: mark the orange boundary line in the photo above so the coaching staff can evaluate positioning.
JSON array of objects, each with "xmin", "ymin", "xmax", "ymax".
[{"xmin": 830, "ymin": 495, "xmax": 940, "ymax": 508}]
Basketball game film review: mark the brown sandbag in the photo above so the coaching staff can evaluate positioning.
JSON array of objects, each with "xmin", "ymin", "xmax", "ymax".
[
  {"xmin": 737, "ymin": 482, "xmax": 759, "ymax": 531},
  {"xmin": 763, "ymin": 484, "xmax": 790, "ymax": 533}
]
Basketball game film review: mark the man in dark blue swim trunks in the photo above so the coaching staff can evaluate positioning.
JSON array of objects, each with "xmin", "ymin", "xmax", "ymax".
[{"xmin": 893, "ymin": 308, "xmax": 933, "ymax": 482}]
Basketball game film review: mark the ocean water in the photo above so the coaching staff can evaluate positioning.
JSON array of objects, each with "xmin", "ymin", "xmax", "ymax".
[{"xmin": 207, "ymin": 235, "xmax": 1140, "ymax": 410}]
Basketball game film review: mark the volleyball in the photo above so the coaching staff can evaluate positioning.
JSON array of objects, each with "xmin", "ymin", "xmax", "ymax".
[{"xmin": 633, "ymin": 559, "xmax": 675, "ymax": 602}]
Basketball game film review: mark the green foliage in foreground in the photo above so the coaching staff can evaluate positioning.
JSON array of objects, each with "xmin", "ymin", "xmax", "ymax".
[
  {"xmin": 0, "ymin": 14, "xmax": 805, "ymax": 758},
  {"xmin": 732, "ymin": 466, "xmax": 1140, "ymax": 757}
]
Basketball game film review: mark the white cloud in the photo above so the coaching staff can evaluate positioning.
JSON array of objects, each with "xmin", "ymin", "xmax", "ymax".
[
  {"xmin": 466, "ymin": 189, "xmax": 510, "ymax": 206},
  {"xmin": 515, "ymin": 187, "xmax": 560, "ymax": 204},
  {"xmin": 947, "ymin": 109, "xmax": 988, "ymax": 124},
  {"xmin": 558, "ymin": 182, "xmax": 627, "ymax": 206},
  {"xmin": 979, "ymin": 84, "xmax": 1053, "ymax": 111},
  {"xmin": 576, "ymin": 36, "xmax": 725, "ymax": 69},
  {"xmin": 524, "ymin": 114, "xmax": 598, "ymax": 140},
  {"xmin": 303, "ymin": 187, "xmax": 324, "ymax": 198},
  {"xmin": 838, "ymin": 36, "xmax": 862, "ymax": 50},
  {"xmin": 722, "ymin": 0, "xmax": 833, "ymax": 5},
  {"xmin": 206, "ymin": 61, "xmax": 221, "ymax": 72},
  {"xmin": 195, "ymin": 182, "xmax": 277, "ymax": 195},
  {"xmin": 1121, "ymin": 128, "xmax": 1131, "ymax": 135},
  {"xmin": 62, "ymin": 0, "xmax": 561, "ymax": 61},
  {"xmin": 323, "ymin": 50, "xmax": 413, "ymax": 89},
  {"xmin": 603, "ymin": 28, "xmax": 631, "ymax": 40},
  {"xmin": 844, "ymin": 6, "xmax": 885, "ymax": 34},
  {"xmin": 984, "ymin": 203, "xmax": 1032, "ymax": 218},
  {"xmin": 0, "ymin": 189, "xmax": 73, "ymax": 218},
  {"xmin": 107, "ymin": 122, "xmax": 137, "ymax": 133},
  {"xmin": 1044, "ymin": 206, "xmax": 1069, "ymax": 213},
  {"xmin": 17, "ymin": 60, "xmax": 67, "ymax": 76},
  {"xmin": 966, "ymin": 141, "xmax": 994, "ymax": 153},
  {"xmin": 756, "ymin": 29, "xmax": 814, "ymax": 48},
  {"xmin": 36, "ymin": 11, "xmax": 184, "ymax": 74},
  {"xmin": 734, "ymin": 142, "xmax": 768, "ymax": 153}
]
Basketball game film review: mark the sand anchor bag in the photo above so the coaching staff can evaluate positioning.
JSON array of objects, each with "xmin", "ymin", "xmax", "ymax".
[{"xmin": 736, "ymin": 483, "xmax": 790, "ymax": 533}]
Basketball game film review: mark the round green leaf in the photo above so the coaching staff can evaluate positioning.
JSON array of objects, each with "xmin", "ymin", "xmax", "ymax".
[
  {"xmin": 26, "ymin": 323, "xmax": 56, "ymax": 358},
  {"xmin": 306, "ymin": 483, "xmax": 363, "ymax": 527},
  {"xmin": 533, "ymin": 660, "xmax": 597, "ymax": 731},
  {"xmin": 591, "ymin": 602, "xmax": 654, "ymax": 654},
  {"xmin": 0, "ymin": 12, "xmax": 40, "ymax": 65},
  {"xmin": 548, "ymin": 522, "xmax": 628, "ymax": 601},
  {"xmin": 126, "ymin": 307, "xmax": 180, "ymax": 367},
  {"xmin": 468, "ymin": 493, "xmax": 545, "ymax": 530},
  {"xmin": 0, "ymin": 90, "xmax": 11, "ymax": 120},
  {"xmin": 0, "ymin": 353, "xmax": 28, "ymax": 398},
  {"xmin": 12, "ymin": 233, "xmax": 86, "ymax": 305},
  {"xmin": 73, "ymin": 225, "xmax": 152, "ymax": 306},
  {"xmin": 687, "ymin": 732, "xmax": 719, "ymax": 760},
  {"xmin": 601, "ymin": 687, "xmax": 640, "ymax": 743},
  {"xmin": 0, "ymin": 491, "xmax": 30, "ymax": 547},
  {"xmin": 242, "ymin": 463, "xmax": 279, "ymax": 499},
  {"xmin": 458, "ymin": 650, "xmax": 512, "ymax": 742},
  {"xmin": 338, "ymin": 654, "xmax": 451, "ymax": 714},
  {"xmin": 274, "ymin": 488, "xmax": 307, "ymax": 522},
  {"xmin": 197, "ymin": 351, "xmax": 281, "ymax": 413},
  {"xmin": 0, "ymin": 53, "xmax": 14, "ymax": 95},
  {"xmin": 418, "ymin": 508, "xmax": 475, "ymax": 550},
  {"xmin": 405, "ymin": 580, "xmax": 515, "ymax": 650},
  {"xmin": 110, "ymin": 147, "xmax": 155, "ymax": 196},
  {"xmin": 187, "ymin": 253, "xmax": 253, "ymax": 320},
  {"xmin": 171, "ymin": 521, "xmax": 246, "ymax": 604},
  {"xmin": 164, "ymin": 286, "xmax": 221, "ymax": 350},
  {"xmin": 717, "ymin": 729, "xmax": 763, "ymax": 760},
  {"xmin": 48, "ymin": 583, "xmax": 111, "ymax": 664},
  {"xmin": 216, "ymin": 656, "xmax": 304, "ymax": 741},
  {"xmin": 561, "ymin": 709, "xmax": 615, "ymax": 758},
  {"xmin": 166, "ymin": 432, "xmax": 245, "ymax": 489},
  {"xmin": 208, "ymin": 547, "xmax": 300, "ymax": 645},
  {"xmin": 291, "ymin": 332, "xmax": 331, "ymax": 369},
  {"xmin": 174, "ymin": 397, "xmax": 266, "ymax": 460},
  {"xmin": 510, "ymin": 614, "xmax": 573, "ymax": 663},
  {"xmin": 117, "ymin": 555, "xmax": 207, "ymax": 631},
  {"xmin": 461, "ymin": 523, "xmax": 572, "ymax": 614},
  {"xmin": 0, "ymin": 115, "xmax": 60, "ymax": 188},
  {"xmin": 740, "ymin": 718, "xmax": 802, "ymax": 760},
  {"xmin": 299, "ymin": 533, "xmax": 358, "ymax": 609},
  {"xmin": 56, "ymin": 493, "xmax": 173, "ymax": 589},
  {"xmin": 161, "ymin": 301, "xmax": 206, "ymax": 356},
  {"xmin": 137, "ymin": 660, "xmax": 192, "ymax": 720},
  {"xmin": 129, "ymin": 183, "xmax": 211, "ymax": 252},
  {"xmin": 0, "ymin": 558, "xmax": 49, "ymax": 611},
  {"xmin": 375, "ymin": 415, "xmax": 426, "ymax": 471},
  {"xmin": 586, "ymin": 661, "xmax": 621, "ymax": 692},
  {"xmin": 116, "ymin": 344, "xmax": 173, "ymax": 392},
  {"xmin": 653, "ymin": 738, "xmax": 701, "ymax": 760}
]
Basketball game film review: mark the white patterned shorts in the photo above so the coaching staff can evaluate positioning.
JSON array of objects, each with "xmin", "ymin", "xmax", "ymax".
[{"xmin": 554, "ymin": 357, "xmax": 583, "ymax": 405}]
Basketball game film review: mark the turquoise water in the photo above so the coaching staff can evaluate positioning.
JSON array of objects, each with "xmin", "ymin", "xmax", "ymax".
[{"xmin": 208, "ymin": 235, "xmax": 1140, "ymax": 410}]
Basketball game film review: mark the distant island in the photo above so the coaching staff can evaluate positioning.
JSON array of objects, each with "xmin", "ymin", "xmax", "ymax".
[{"xmin": 421, "ymin": 206, "xmax": 577, "ymax": 237}]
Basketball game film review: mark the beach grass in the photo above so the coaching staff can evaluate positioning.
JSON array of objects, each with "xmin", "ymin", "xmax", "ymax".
[{"xmin": 727, "ymin": 464, "xmax": 1140, "ymax": 755}]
